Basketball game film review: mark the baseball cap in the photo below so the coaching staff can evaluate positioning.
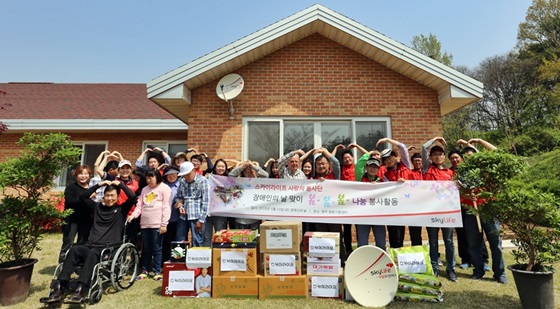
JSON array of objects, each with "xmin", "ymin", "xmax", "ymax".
[
  {"xmin": 429, "ymin": 145, "xmax": 445, "ymax": 155},
  {"xmin": 366, "ymin": 158, "xmax": 381, "ymax": 167},
  {"xmin": 118, "ymin": 160, "xmax": 132, "ymax": 168},
  {"xmin": 164, "ymin": 167, "xmax": 180, "ymax": 176},
  {"xmin": 380, "ymin": 149, "xmax": 393, "ymax": 158},
  {"xmin": 178, "ymin": 162, "xmax": 195, "ymax": 176}
]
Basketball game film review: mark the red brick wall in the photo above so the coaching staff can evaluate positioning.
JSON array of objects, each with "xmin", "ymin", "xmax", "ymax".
[
  {"xmin": 0, "ymin": 132, "xmax": 187, "ymax": 163},
  {"xmin": 186, "ymin": 33, "xmax": 442, "ymax": 161}
]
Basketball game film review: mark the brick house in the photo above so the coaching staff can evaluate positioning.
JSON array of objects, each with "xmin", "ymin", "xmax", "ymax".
[
  {"xmin": 147, "ymin": 4, "xmax": 482, "ymax": 165},
  {"xmin": 0, "ymin": 83, "xmax": 188, "ymax": 189}
]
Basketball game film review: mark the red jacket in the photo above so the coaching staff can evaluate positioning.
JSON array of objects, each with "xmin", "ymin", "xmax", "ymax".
[
  {"xmin": 423, "ymin": 164, "xmax": 453, "ymax": 181},
  {"xmin": 378, "ymin": 163, "xmax": 411, "ymax": 181}
]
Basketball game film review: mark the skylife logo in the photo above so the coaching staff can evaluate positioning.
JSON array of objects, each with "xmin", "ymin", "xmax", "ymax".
[
  {"xmin": 187, "ymin": 256, "xmax": 210, "ymax": 261},
  {"xmin": 271, "ymin": 262, "xmax": 294, "ymax": 267},
  {"xmin": 170, "ymin": 278, "xmax": 193, "ymax": 283},
  {"xmin": 222, "ymin": 258, "xmax": 245, "ymax": 264},
  {"xmin": 310, "ymin": 245, "xmax": 334, "ymax": 251},
  {"xmin": 312, "ymin": 284, "xmax": 337, "ymax": 289}
]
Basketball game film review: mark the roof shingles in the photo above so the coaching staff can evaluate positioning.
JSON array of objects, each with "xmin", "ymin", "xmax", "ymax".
[{"xmin": 0, "ymin": 83, "xmax": 175, "ymax": 120}]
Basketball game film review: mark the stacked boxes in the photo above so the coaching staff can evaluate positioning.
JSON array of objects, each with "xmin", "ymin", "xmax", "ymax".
[
  {"xmin": 303, "ymin": 231, "xmax": 344, "ymax": 299},
  {"xmin": 258, "ymin": 221, "xmax": 307, "ymax": 300},
  {"xmin": 212, "ymin": 231, "xmax": 260, "ymax": 298},
  {"xmin": 162, "ymin": 247, "xmax": 212, "ymax": 298}
]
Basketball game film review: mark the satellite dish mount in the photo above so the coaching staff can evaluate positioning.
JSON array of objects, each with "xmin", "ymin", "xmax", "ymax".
[{"xmin": 216, "ymin": 74, "xmax": 244, "ymax": 120}]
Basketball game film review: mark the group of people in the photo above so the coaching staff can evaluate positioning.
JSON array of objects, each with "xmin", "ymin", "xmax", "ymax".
[
  {"xmin": 263, "ymin": 137, "xmax": 507, "ymax": 284},
  {"xmin": 46, "ymin": 136, "xmax": 507, "ymax": 303}
]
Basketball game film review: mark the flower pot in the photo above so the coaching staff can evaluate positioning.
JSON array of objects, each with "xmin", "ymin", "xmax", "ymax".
[
  {"xmin": 0, "ymin": 258, "xmax": 38, "ymax": 306},
  {"xmin": 508, "ymin": 264, "xmax": 556, "ymax": 309}
]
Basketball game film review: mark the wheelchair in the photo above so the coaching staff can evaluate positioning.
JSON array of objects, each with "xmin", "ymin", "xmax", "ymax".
[{"xmin": 40, "ymin": 226, "xmax": 140, "ymax": 305}]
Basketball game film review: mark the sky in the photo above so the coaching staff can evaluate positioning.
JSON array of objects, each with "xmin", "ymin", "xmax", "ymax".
[{"xmin": 1, "ymin": 1, "xmax": 532, "ymax": 84}]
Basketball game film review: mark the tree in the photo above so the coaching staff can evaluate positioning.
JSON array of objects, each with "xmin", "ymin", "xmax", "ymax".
[
  {"xmin": 0, "ymin": 133, "xmax": 81, "ymax": 263},
  {"xmin": 472, "ymin": 53, "xmax": 546, "ymax": 153},
  {"xmin": 518, "ymin": 0, "xmax": 560, "ymax": 53},
  {"xmin": 411, "ymin": 33, "xmax": 478, "ymax": 146},
  {"xmin": 411, "ymin": 33, "xmax": 453, "ymax": 66}
]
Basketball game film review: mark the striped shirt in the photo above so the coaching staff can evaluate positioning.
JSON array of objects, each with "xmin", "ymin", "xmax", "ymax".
[
  {"xmin": 174, "ymin": 173, "xmax": 209, "ymax": 223},
  {"xmin": 278, "ymin": 151, "xmax": 307, "ymax": 179}
]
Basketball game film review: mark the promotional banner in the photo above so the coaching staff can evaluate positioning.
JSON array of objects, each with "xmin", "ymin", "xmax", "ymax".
[{"xmin": 208, "ymin": 175, "xmax": 462, "ymax": 228}]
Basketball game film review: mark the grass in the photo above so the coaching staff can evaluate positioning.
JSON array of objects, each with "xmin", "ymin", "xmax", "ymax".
[{"xmin": 9, "ymin": 233, "xmax": 560, "ymax": 308}]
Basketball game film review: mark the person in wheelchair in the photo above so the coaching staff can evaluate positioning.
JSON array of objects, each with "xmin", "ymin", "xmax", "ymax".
[{"xmin": 44, "ymin": 180, "xmax": 136, "ymax": 304}]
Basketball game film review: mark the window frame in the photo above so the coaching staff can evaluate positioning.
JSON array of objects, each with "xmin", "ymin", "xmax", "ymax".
[
  {"xmin": 141, "ymin": 140, "xmax": 188, "ymax": 157},
  {"xmin": 54, "ymin": 141, "xmax": 108, "ymax": 190},
  {"xmin": 242, "ymin": 116, "xmax": 392, "ymax": 161}
]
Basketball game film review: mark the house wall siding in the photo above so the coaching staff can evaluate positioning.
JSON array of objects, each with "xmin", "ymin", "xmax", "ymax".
[{"xmin": 0, "ymin": 132, "xmax": 188, "ymax": 164}]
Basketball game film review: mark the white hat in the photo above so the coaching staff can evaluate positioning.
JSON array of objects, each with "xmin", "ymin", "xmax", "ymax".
[
  {"xmin": 178, "ymin": 161, "xmax": 195, "ymax": 176},
  {"xmin": 118, "ymin": 160, "xmax": 132, "ymax": 168},
  {"xmin": 380, "ymin": 149, "xmax": 392, "ymax": 158}
]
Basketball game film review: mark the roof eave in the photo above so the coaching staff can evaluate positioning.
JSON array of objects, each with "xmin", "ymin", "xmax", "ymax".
[
  {"xmin": 2, "ymin": 119, "xmax": 188, "ymax": 132},
  {"xmin": 147, "ymin": 4, "xmax": 483, "ymax": 118}
]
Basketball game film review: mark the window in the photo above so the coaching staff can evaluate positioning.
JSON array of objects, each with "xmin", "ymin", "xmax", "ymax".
[
  {"xmin": 141, "ymin": 141, "xmax": 188, "ymax": 166},
  {"xmin": 56, "ymin": 142, "xmax": 107, "ymax": 188},
  {"xmin": 244, "ymin": 117, "xmax": 391, "ymax": 166},
  {"xmin": 141, "ymin": 141, "xmax": 188, "ymax": 158}
]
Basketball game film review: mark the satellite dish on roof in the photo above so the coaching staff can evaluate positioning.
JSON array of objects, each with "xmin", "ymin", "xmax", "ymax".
[
  {"xmin": 216, "ymin": 73, "xmax": 244, "ymax": 101},
  {"xmin": 344, "ymin": 245, "xmax": 399, "ymax": 307}
]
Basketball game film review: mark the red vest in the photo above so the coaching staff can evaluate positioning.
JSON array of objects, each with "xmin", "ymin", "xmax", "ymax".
[{"xmin": 340, "ymin": 164, "xmax": 355, "ymax": 181}]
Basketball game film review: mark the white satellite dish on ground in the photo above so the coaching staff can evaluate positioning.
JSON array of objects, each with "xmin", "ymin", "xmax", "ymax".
[
  {"xmin": 344, "ymin": 245, "xmax": 399, "ymax": 307},
  {"xmin": 216, "ymin": 73, "xmax": 244, "ymax": 120}
]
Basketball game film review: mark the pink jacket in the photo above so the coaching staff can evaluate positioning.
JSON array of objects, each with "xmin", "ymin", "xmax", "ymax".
[{"xmin": 131, "ymin": 183, "xmax": 171, "ymax": 229}]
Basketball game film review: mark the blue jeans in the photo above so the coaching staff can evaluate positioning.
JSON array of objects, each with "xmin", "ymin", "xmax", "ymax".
[
  {"xmin": 140, "ymin": 228, "xmax": 163, "ymax": 275},
  {"xmin": 203, "ymin": 216, "xmax": 227, "ymax": 247},
  {"xmin": 463, "ymin": 213, "xmax": 505, "ymax": 278},
  {"xmin": 176, "ymin": 219, "xmax": 204, "ymax": 247},
  {"xmin": 427, "ymin": 227, "xmax": 455, "ymax": 272},
  {"xmin": 356, "ymin": 225, "xmax": 386, "ymax": 251}
]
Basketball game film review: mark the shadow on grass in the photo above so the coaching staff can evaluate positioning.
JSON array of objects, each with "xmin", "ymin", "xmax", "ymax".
[
  {"xmin": 443, "ymin": 290, "xmax": 521, "ymax": 309},
  {"xmin": 153, "ymin": 286, "xmax": 162, "ymax": 296},
  {"xmin": 39, "ymin": 265, "xmax": 58, "ymax": 275},
  {"xmin": 29, "ymin": 283, "xmax": 48, "ymax": 296},
  {"xmin": 455, "ymin": 271, "xmax": 502, "ymax": 283}
]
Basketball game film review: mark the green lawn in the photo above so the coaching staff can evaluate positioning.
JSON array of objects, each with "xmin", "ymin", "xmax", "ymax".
[{"xmin": 11, "ymin": 233, "xmax": 560, "ymax": 308}]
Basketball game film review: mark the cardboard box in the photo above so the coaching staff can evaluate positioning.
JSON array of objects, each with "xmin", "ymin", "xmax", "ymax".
[
  {"xmin": 169, "ymin": 241, "xmax": 189, "ymax": 262},
  {"xmin": 304, "ymin": 253, "xmax": 340, "ymax": 263},
  {"xmin": 212, "ymin": 248, "xmax": 259, "ymax": 277},
  {"xmin": 306, "ymin": 271, "xmax": 344, "ymax": 299},
  {"xmin": 259, "ymin": 221, "xmax": 302, "ymax": 253},
  {"xmin": 212, "ymin": 229, "xmax": 258, "ymax": 243},
  {"xmin": 212, "ymin": 276, "xmax": 259, "ymax": 299},
  {"xmin": 161, "ymin": 262, "xmax": 212, "ymax": 298},
  {"xmin": 263, "ymin": 253, "xmax": 302, "ymax": 276},
  {"xmin": 258, "ymin": 275, "xmax": 308, "ymax": 300},
  {"xmin": 186, "ymin": 247, "xmax": 212, "ymax": 269},
  {"xmin": 306, "ymin": 260, "xmax": 341, "ymax": 275},
  {"xmin": 303, "ymin": 231, "xmax": 340, "ymax": 254}
]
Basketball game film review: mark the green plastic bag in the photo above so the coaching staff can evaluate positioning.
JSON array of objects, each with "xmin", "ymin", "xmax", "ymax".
[
  {"xmin": 398, "ymin": 281, "xmax": 443, "ymax": 297},
  {"xmin": 394, "ymin": 291, "xmax": 443, "ymax": 303},
  {"xmin": 389, "ymin": 245, "xmax": 434, "ymax": 275},
  {"xmin": 398, "ymin": 273, "xmax": 442, "ymax": 288}
]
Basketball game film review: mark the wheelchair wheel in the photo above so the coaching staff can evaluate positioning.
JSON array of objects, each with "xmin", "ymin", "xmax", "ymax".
[
  {"xmin": 89, "ymin": 289, "xmax": 102, "ymax": 305},
  {"xmin": 53, "ymin": 263, "xmax": 63, "ymax": 279},
  {"xmin": 111, "ymin": 243, "xmax": 139, "ymax": 291}
]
